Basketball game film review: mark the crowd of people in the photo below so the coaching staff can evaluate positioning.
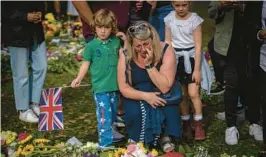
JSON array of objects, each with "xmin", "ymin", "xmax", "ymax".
[{"xmin": 2, "ymin": 0, "xmax": 266, "ymax": 153}]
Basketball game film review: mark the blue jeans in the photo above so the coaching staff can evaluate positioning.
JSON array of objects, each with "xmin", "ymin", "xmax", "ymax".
[
  {"xmin": 94, "ymin": 91, "xmax": 119, "ymax": 147},
  {"xmin": 8, "ymin": 41, "xmax": 47, "ymax": 110}
]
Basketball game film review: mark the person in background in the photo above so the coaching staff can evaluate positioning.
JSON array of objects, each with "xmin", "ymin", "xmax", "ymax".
[
  {"xmin": 149, "ymin": 1, "xmax": 174, "ymax": 41},
  {"xmin": 2, "ymin": 1, "xmax": 47, "ymax": 123},
  {"xmin": 209, "ymin": 1, "xmax": 263, "ymax": 145},
  {"xmin": 71, "ymin": 9, "xmax": 126, "ymax": 148},
  {"xmin": 165, "ymin": 1, "xmax": 214, "ymax": 141},
  {"xmin": 243, "ymin": 0, "xmax": 265, "ymax": 150}
]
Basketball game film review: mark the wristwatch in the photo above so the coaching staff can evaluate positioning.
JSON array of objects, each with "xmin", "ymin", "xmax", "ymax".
[{"xmin": 145, "ymin": 64, "xmax": 153, "ymax": 69}]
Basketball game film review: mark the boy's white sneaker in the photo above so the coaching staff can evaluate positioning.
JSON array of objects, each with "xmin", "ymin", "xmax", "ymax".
[
  {"xmin": 225, "ymin": 126, "xmax": 239, "ymax": 145},
  {"xmin": 30, "ymin": 103, "xmax": 40, "ymax": 116},
  {"xmin": 19, "ymin": 109, "xmax": 39, "ymax": 123},
  {"xmin": 249, "ymin": 124, "xmax": 263, "ymax": 141}
]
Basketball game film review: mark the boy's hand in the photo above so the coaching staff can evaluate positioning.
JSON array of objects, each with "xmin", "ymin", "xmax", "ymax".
[
  {"xmin": 116, "ymin": 32, "xmax": 127, "ymax": 42},
  {"xmin": 71, "ymin": 78, "xmax": 81, "ymax": 88}
]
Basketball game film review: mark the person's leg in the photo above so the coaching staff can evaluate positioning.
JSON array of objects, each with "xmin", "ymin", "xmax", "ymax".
[
  {"xmin": 8, "ymin": 46, "xmax": 39, "ymax": 123},
  {"xmin": 94, "ymin": 93, "xmax": 113, "ymax": 147},
  {"xmin": 180, "ymin": 85, "xmax": 193, "ymax": 140},
  {"xmin": 8, "ymin": 47, "xmax": 30, "ymax": 111},
  {"xmin": 29, "ymin": 41, "xmax": 47, "ymax": 105},
  {"xmin": 188, "ymin": 83, "xmax": 205, "ymax": 140},
  {"xmin": 260, "ymin": 68, "xmax": 266, "ymax": 144},
  {"xmin": 208, "ymin": 39, "xmax": 226, "ymax": 95},
  {"xmin": 224, "ymin": 48, "xmax": 240, "ymax": 145},
  {"xmin": 109, "ymin": 92, "xmax": 124, "ymax": 142}
]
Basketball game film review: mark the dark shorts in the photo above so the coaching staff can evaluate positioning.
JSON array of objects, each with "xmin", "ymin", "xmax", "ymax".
[{"xmin": 176, "ymin": 56, "xmax": 195, "ymax": 85}]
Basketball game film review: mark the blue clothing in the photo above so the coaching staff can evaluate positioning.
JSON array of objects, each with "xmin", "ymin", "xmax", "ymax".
[
  {"xmin": 94, "ymin": 91, "xmax": 119, "ymax": 147},
  {"xmin": 148, "ymin": 5, "xmax": 174, "ymax": 41},
  {"xmin": 8, "ymin": 41, "xmax": 47, "ymax": 110},
  {"xmin": 123, "ymin": 45, "xmax": 181, "ymax": 144}
]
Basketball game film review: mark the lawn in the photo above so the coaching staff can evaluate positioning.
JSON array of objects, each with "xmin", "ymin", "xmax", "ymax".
[{"xmin": 1, "ymin": 2, "xmax": 264, "ymax": 157}]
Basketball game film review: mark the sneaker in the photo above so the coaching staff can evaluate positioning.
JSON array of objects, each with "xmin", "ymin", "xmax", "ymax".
[
  {"xmin": 30, "ymin": 103, "xmax": 40, "ymax": 116},
  {"xmin": 210, "ymin": 84, "xmax": 225, "ymax": 95},
  {"xmin": 225, "ymin": 126, "xmax": 239, "ymax": 145},
  {"xmin": 19, "ymin": 109, "xmax": 39, "ymax": 123},
  {"xmin": 216, "ymin": 112, "xmax": 226, "ymax": 120},
  {"xmin": 112, "ymin": 127, "xmax": 124, "ymax": 143},
  {"xmin": 113, "ymin": 115, "xmax": 125, "ymax": 128},
  {"xmin": 249, "ymin": 124, "xmax": 263, "ymax": 141}
]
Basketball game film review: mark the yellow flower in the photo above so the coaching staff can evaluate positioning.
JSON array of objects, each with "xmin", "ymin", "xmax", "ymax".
[
  {"xmin": 137, "ymin": 142, "xmax": 147, "ymax": 153},
  {"xmin": 34, "ymin": 138, "xmax": 50, "ymax": 144},
  {"xmin": 55, "ymin": 142, "xmax": 65, "ymax": 147},
  {"xmin": 21, "ymin": 144, "xmax": 34, "ymax": 156},
  {"xmin": 45, "ymin": 13, "xmax": 55, "ymax": 22},
  {"xmin": 6, "ymin": 134, "xmax": 16, "ymax": 144},
  {"xmin": 151, "ymin": 149, "xmax": 159, "ymax": 156},
  {"xmin": 18, "ymin": 135, "xmax": 33, "ymax": 144},
  {"xmin": 16, "ymin": 146, "xmax": 23, "ymax": 156},
  {"xmin": 114, "ymin": 148, "xmax": 126, "ymax": 157}
]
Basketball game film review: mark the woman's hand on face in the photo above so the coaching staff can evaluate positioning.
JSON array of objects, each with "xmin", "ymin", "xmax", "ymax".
[
  {"xmin": 192, "ymin": 70, "xmax": 201, "ymax": 85},
  {"xmin": 144, "ymin": 47, "xmax": 153, "ymax": 66},
  {"xmin": 143, "ymin": 92, "xmax": 166, "ymax": 108}
]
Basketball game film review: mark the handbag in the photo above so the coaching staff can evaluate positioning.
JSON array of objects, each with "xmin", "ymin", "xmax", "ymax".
[
  {"xmin": 154, "ymin": 80, "xmax": 182, "ymax": 105},
  {"xmin": 153, "ymin": 44, "xmax": 182, "ymax": 105}
]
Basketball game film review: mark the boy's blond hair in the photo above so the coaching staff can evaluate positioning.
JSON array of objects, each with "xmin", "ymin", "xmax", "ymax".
[{"xmin": 91, "ymin": 9, "xmax": 118, "ymax": 35}]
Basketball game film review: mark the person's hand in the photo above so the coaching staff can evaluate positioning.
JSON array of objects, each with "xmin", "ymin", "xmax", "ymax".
[
  {"xmin": 27, "ymin": 12, "xmax": 41, "ymax": 23},
  {"xmin": 116, "ymin": 32, "xmax": 127, "ymax": 42},
  {"xmin": 143, "ymin": 92, "xmax": 166, "ymax": 108},
  {"xmin": 144, "ymin": 47, "xmax": 153, "ymax": 66},
  {"xmin": 259, "ymin": 29, "xmax": 266, "ymax": 39},
  {"xmin": 71, "ymin": 78, "xmax": 81, "ymax": 88},
  {"xmin": 34, "ymin": 12, "xmax": 42, "ymax": 23},
  {"xmin": 135, "ymin": 0, "xmax": 143, "ymax": 12},
  {"xmin": 192, "ymin": 70, "xmax": 201, "ymax": 85}
]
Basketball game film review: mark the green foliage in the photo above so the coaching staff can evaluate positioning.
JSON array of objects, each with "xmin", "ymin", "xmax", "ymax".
[{"xmin": 1, "ymin": 54, "xmax": 12, "ymax": 80}]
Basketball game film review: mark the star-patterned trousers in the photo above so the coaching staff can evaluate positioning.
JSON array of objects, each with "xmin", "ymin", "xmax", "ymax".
[{"xmin": 94, "ymin": 91, "xmax": 119, "ymax": 147}]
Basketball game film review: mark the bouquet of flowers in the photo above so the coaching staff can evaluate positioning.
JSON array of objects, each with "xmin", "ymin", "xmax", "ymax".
[{"xmin": 113, "ymin": 143, "xmax": 158, "ymax": 157}]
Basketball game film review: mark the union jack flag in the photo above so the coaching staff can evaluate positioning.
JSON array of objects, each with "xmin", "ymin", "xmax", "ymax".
[{"xmin": 38, "ymin": 88, "xmax": 64, "ymax": 131}]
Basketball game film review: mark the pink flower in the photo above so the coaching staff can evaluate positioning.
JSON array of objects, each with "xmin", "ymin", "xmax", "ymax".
[
  {"xmin": 127, "ymin": 144, "xmax": 137, "ymax": 154},
  {"xmin": 18, "ymin": 132, "xmax": 27, "ymax": 141},
  {"xmin": 76, "ymin": 55, "xmax": 82, "ymax": 61}
]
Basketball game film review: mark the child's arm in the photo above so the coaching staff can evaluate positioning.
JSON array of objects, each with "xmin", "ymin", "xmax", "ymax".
[
  {"xmin": 71, "ymin": 61, "xmax": 90, "ymax": 88},
  {"xmin": 192, "ymin": 24, "xmax": 202, "ymax": 85},
  {"xmin": 164, "ymin": 26, "xmax": 172, "ymax": 46}
]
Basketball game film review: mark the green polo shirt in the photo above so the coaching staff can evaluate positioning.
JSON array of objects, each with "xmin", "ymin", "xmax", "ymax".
[{"xmin": 83, "ymin": 36, "xmax": 120, "ymax": 94}]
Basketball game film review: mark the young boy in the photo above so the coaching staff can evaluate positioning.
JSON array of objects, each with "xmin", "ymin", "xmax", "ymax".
[{"xmin": 71, "ymin": 9, "xmax": 126, "ymax": 148}]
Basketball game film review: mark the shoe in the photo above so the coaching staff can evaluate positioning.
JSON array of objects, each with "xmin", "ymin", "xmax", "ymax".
[
  {"xmin": 210, "ymin": 84, "xmax": 225, "ymax": 95},
  {"xmin": 249, "ymin": 124, "xmax": 263, "ymax": 141},
  {"xmin": 112, "ymin": 127, "xmax": 124, "ymax": 143},
  {"xmin": 30, "ymin": 103, "xmax": 40, "ymax": 116},
  {"xmin": 225, "ymin": 126, "xmax": 239, "ymax": 145},
  {"xmin": 19, "ymin": 109, "xmax": 39, "ymax": 123},
  {"xmin": 182, "ymin": 120, "xmax": 193, "ymax": 140},
  {"xmin": 194, "ymin": 120, "xmax": 206, "ymax": 141},
  {"xmin": 159, "ymin": 136, "xmax": 175, "ymax": 153},
  {"xmin": 216, "ymin": 112, "xmax": 226, "ymax": 120},
  {"xmin": 113, "ymin": 115, "xmax": 125, "ymax": 128}
]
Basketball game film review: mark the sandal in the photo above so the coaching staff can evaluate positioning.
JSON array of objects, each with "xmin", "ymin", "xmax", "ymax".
[{"xmin": 159, "ymin": 136, "xmax": 175, "ymax": 153}]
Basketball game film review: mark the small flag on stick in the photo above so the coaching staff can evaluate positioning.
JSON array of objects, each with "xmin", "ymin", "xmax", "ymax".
[{"xmin": 38, "ymin": 88, "xmax": 64, "ymax": 131}]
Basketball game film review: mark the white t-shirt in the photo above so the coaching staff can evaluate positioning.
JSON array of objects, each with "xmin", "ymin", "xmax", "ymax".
[{"xmin": 164, "ymin": 11, "xmax": 204, "ymax": 49}]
